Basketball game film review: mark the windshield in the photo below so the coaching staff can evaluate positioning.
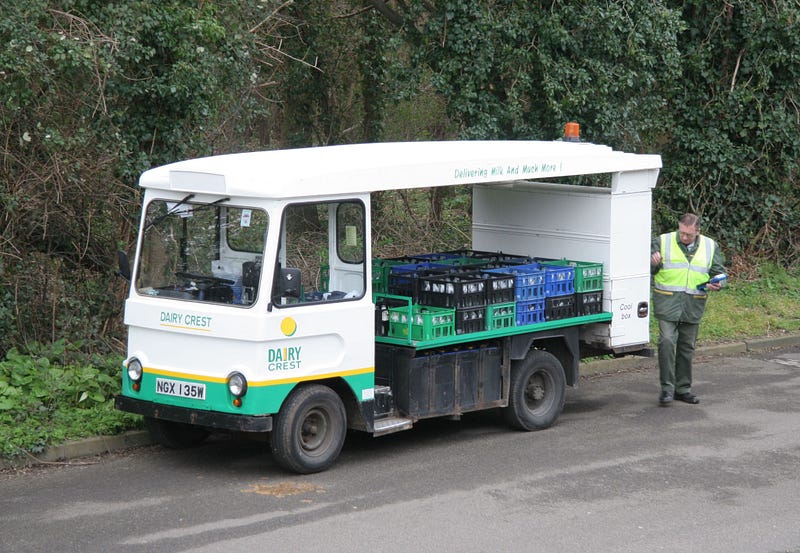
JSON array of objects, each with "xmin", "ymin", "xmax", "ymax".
[{"xmin": 136, "ymin": 199, "xmax": 268, "ymax": 306}]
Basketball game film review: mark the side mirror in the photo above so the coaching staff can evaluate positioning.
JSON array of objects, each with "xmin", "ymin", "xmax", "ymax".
[
  {"xmin": 279, "ymin": 268, "xmax": 301, "ymax": 298},
  {"xmin": 116, "ymin": 251, "xmax": 131, "ymax": 281}
]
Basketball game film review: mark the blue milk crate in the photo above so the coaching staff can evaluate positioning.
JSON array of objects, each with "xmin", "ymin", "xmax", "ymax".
[
  {"xmin": 541, "ymin": 264, "xmax": 575, "ymax": 297},
  {"xmin": 486, "ymin": 263, "xmax": 546, "ymax": 301},
  {"xmin": 516, "ymin": 298, "xmax": 546, "ymax": 326},
  {"xmin": 539, "ymin": 258, "xmax": 604, "ymax": 292}
]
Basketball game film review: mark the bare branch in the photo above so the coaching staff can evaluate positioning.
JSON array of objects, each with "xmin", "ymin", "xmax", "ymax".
[{"xmin": 365, "ymin": 0, "xmax": 404, "ymax": 27}]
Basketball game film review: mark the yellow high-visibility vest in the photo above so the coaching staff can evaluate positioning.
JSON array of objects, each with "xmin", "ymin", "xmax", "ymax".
[{"xmin": 654, "ymin": 232, "xmax": 715, "ymax": 296}]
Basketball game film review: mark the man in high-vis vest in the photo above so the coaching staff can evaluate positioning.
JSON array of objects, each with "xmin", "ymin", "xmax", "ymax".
[{"xmin": 650, "ymin": 213, "xmax": 726, "ymax": 406}]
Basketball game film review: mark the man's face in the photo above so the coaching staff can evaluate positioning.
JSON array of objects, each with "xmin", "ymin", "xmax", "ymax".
[{"xmin": 678, "ymin": 222, "xmax": 699, "ymax": 245}]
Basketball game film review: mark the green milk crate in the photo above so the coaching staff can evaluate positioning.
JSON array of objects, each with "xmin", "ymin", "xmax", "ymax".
[
  {"xmin": 388, "ymin": 304, "xmax": 456, "ymax": 341},
  {"xmin": 486, "ymin": 302, "xmax": 516, "ymax": 330}
]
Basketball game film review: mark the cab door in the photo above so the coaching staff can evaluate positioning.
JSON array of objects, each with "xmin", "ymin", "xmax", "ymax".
[{"xmin": 268, "ymin": 198, "xmax": 374, "ymax": 407}]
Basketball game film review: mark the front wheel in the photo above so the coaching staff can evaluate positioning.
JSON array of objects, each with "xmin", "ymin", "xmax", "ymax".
[
  {"xmin": 270, "ymin": 384, "xmax": 347, "ymax": 474},
  {"xmin": 504, "ymin": 350, "xmax": 566, "ymax": 431}
]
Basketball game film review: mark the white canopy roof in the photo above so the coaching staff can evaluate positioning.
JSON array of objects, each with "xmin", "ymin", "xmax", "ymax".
[{"xmin": 139, "ymin": 140, "xmax": 662, "ymax": 199}]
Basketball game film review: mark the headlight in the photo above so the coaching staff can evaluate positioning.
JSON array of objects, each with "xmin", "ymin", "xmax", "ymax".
[
  {"xmin": 127, "ymin": 358, "xmax": 143, "ymax": 382},
  {"xmin": 227, "ymin": 372, "xmax": 248, "ymax": 397}
]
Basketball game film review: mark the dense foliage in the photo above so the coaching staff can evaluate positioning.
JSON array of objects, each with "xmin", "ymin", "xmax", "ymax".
[
  {"xmin": 0, "ymin": 340, "xmax": 139, "ymax": 458},
  {"xmin": 658, "ymin": 1, "xmax": 800, "ymax": 257},
  {"xmin": 1, "ymin": 0, "xmax": 799, "ymax": 359}
]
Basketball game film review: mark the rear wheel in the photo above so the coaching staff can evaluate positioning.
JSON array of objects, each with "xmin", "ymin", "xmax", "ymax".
[
  {"xmin": 144, "ymin": 417, "xmax": 210, "ymax": 448},
  {"xmin": 504, "ymin": 350, "xmax": 566, "ymax": 431},
  {"xmin": 270, "ymin": 384, "xmax": 347, "ymax": 474}
]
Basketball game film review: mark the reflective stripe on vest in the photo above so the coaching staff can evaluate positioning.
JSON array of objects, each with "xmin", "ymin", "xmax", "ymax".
[{"xmin": 654, "ymin": 232, "xmax": 714, "ymax": 295}]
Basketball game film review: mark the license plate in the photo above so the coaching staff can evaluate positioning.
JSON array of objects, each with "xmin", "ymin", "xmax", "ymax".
[{"xmin": 155, "ymin": 378, "xmax": 206, "ymax": 400}]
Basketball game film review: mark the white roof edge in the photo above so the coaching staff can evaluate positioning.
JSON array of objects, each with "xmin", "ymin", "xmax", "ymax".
[{"xmin": 139, "ymin": 141, "xmax": 662, "ymax": 199}]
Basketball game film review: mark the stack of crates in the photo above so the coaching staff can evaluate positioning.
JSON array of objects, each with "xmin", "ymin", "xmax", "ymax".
[
  {"xmin": 417, "ymin": 270, "xmax": 489, "ymax": 333},
  {"xmin": 539, "ymin": 258, "xmax": 604, "ymax": 317},
  {"xmin": 541, "ymin": 263, "xmax": 576, "ymax": 320},
  {"xmin": 373, "ymin": 253, "xmax": 461, "ymax": 294},
  {"xmin": 375, "ymin": 250, "xmax": 603, "ymax": 341},
  {"xmin": 482, "ymin": 270, "xmax": 516, "ymax": 331},
  {"xmin": 486, "ymin": 263, "xmax": 546, "ymax": 326}
]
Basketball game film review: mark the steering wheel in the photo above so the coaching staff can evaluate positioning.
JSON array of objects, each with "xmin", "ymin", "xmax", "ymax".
[{"xmin": 176, "ymin": 271, "xmax": 235, "ymax": 286}]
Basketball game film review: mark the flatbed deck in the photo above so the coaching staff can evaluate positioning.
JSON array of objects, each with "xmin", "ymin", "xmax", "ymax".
[{"xmin": 375, "ymin": 311, "xmax": 613, "ymax": 350}]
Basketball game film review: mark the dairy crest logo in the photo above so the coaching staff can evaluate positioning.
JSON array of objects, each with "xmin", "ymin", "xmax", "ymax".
[{"xmin": 267, "ymin": 346, "xmax": 302, "ymax": 371}]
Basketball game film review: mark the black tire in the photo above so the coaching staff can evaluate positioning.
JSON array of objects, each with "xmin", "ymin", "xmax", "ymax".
[
  {"xmin": 504, "ymin": 350, "xmax": 566, "ymax": 431},
  {"xmin": 144, "ymin": 416, "xmax": 210, "ymax": 448},
  {"xmin": 270, "ymin": 384, "xmax": 347, "ymax": 474}
]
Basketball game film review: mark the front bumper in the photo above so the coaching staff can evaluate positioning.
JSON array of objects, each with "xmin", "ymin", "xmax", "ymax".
[{"xmin": 115, "ymin": 395, "xmax": 273, "ymax": 433}]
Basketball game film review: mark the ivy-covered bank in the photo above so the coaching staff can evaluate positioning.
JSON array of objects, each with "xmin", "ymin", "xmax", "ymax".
[
  {"xmin": 1, "ymin": 1, "xmax": 798, "ymax": 359},
  {"xmin": 0, "ymin": 341, "xmax": 140, "ymax": 459}
]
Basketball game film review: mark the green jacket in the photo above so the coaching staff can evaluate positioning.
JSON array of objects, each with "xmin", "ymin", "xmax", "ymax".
[{"xmin": 651, "ymin": 232, "xmax": 726, "ymax": 323}]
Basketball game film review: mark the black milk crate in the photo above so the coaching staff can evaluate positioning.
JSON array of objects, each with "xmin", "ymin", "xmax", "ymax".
[
  {"xmin": 410, "ymin": 252, "xmax": 462, "ymax": 262},
  {"xmin": 441, "ymin": 249, "xmax": 533, "ymax": 265},
  {"xmin": 576, "ymin": 290, "xmax": 603, "ymax": 316},
  {"xmin": 479, "ymin": 271, "xmax": 516, "ymax": 304},
  {"xmin": 417, "ymin": 271, "xmax": 487, "ymax": 308},
  {"xmin": 545, "ymin": 294, "xmax": 576, "ymax": 321},
  {"xmin": 516, "ymin": 298, "xmax": 545, "ymax": 326},
  {"xmin": 455, "ymin": 305, "xmax": 486, "ymax": 334},
  {"xmin": 387, "ymin": 262, "xmax": 451, "ymax": 298},
  {"xmin": 373, "ymin": 254, "xmax": 460, "ymax": 293}
]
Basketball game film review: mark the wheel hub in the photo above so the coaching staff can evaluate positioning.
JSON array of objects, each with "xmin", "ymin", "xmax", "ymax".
[
  {"xmin": 300, "ymin": 409, "xmax": 328, "ymax": 451},
  {"xmin": 525, "ymin": 375, "xmax": 546, "ymax": 403}
]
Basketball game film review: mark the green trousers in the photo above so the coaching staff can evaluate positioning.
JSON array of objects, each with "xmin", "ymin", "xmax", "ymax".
[{"xmin": 657, "ymin": 318, "xmax": 700, "ymax": 395}]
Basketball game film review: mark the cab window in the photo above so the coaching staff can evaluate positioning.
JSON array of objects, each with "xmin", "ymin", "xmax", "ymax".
[
  {"xmin": 136, "ymin": 199, "xmax": 267, "ymax": 306},
  {"xmin": 272, "ymin": 200, "xmax": 365, "ymax": 305}
]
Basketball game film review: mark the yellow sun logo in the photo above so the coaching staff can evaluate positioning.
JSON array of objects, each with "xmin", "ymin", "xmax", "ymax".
[{"xmin": 280, "ymin": 317, "xmax": 297, "ymax": 336}]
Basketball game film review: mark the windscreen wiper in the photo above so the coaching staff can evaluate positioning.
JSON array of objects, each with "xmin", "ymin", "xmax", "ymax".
[
  {"xmin": 144, "ymin": 193, "xmax": 195, "ymax": 230},
  {"xmin": 190, "ymin": 196, "xmax": 231, "ymax": 213},
  {"xmin": 144, "ymin": 195, "xmax": 231, "ymax": 230}
]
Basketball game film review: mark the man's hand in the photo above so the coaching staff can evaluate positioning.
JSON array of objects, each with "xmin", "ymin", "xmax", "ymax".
[
  {"xmin": 706, "ymin": 282, "xmax": 722, "ymax": 291},
  {"xmin": 650, "ymin": 252, "xmax": 662, "ymax": 267}
]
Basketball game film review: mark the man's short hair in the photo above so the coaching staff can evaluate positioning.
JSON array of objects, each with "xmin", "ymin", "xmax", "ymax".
[{"xmin": 679, "ymin": 213, "xmax": 701, "ymax": 230}]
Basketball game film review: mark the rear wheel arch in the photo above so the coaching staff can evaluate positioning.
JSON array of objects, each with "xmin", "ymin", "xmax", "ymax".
[{"xmin": 510, "ymin": 328, "xmax": 580, "ymax": 386}]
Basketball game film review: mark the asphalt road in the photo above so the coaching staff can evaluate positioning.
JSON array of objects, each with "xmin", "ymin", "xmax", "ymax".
[{"xmin": 2, "ymin": 347, "xmax": 799, "ymax": 553}]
